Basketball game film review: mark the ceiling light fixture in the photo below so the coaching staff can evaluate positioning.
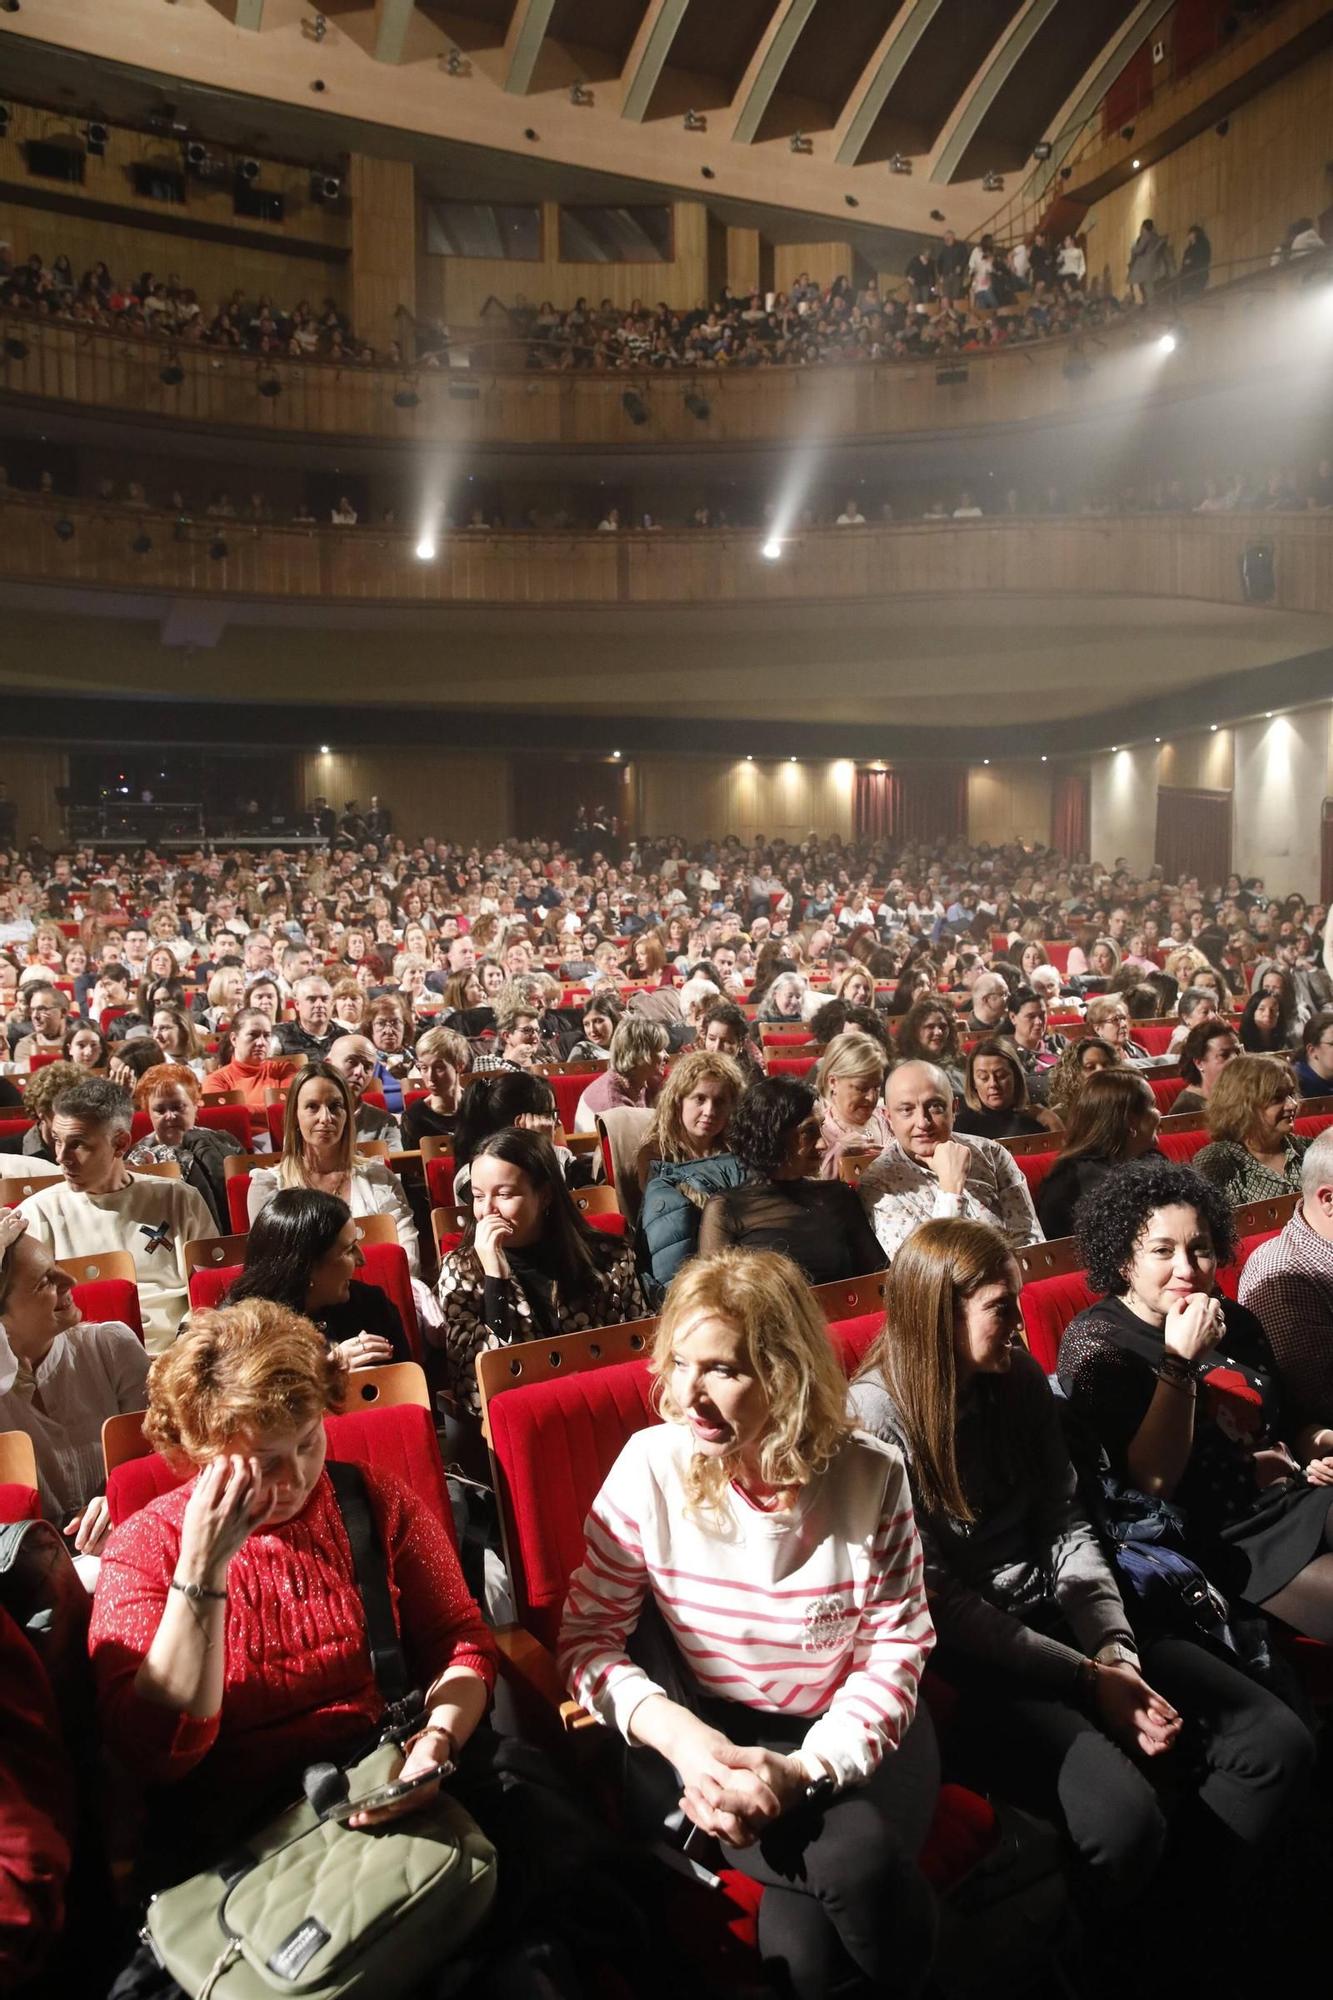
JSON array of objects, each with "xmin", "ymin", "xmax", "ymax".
[{"xmin": 789, "ymin": 131, "xmax": 813, "ymax": 155}]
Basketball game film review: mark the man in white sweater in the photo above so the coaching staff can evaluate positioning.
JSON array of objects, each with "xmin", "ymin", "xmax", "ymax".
[{"xmin": 19, "ymin": 1077, "xmax": 212, "ymax": 1353}]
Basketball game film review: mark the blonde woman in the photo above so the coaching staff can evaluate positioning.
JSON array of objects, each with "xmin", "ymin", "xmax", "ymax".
[
  {"xmin": 814, "ymin": 1029, "xmax": 891, "ymax": 1176},
  {"xmin": 636, "ymin": 1049, "xmax": 746, "ymax": 1300},
  {"xmin": 573, "ymin": 1016, "xmax": 668, "ymax": 1133},
  {"xmin": 246, "ymin": 1060, "xmax": 420, "ymax": 1275},
  {"xmin": 558, "ymin": 1249, "xmax": 938, "ymax": 2000}
]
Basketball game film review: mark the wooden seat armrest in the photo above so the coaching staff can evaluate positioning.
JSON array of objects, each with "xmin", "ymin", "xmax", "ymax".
[{"xmin": 493, "ymin": 1624, "xmax": 601, "ymax": 1735}]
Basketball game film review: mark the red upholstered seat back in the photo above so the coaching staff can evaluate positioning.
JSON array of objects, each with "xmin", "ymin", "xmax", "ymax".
[
  {"xmin": 196, "ymin": 1104, "xmax": 254, "ymax": 1150},
  {"xmin": 425, "ymin": 1155, "xmax": 456, "ymax": 1208},
  {"xmin": 0, "ymin": 1482, "xmax": 40, "ymax": 1522},
  {"xmin": 1014, "ymin": 1150, "xmax": 1057, "ymax": 1198},
  {"xmin": 1156, "ymin": 1126, "xmax": 1207, "ymax": 1165},
  {"xmin": 74, "ymin": 1278, "xmax": 143, "ymax": 1343},
  {"xmin": 827, "ymin": 1312, "xmax": 884, "ymax": 1372},
  {"xmin": 226, "ymin": 1172, "xmax": 251, "ymax": 1233},
  {"xmin": 188, "ymin": 1264, "xmax": 236, "ymax": 1311},
  {"xmin": 0, "ymin": 1117, "xmax": 33, "ymax": 1142},
  {"xmin": 106, "ymin": 1403, "xmax": 453, "ymax": 1538},
  {"xmin": 546, "ymin": 1073, "xmax": 589, "ymax": 1132},
  {"xmin": 488, "ymin": 1357, "xmax": 657, "ymax": 1652},
  {"xmin": 766, "ymin": 1056, "xmax": 817, "ymax": 1079},
  {"xmin": 1150, "ymin": 1075, "xmax": 1189, "ymax": 1114},
  {"xmin": 1020, "ymin": 1270, "xmax": 1096, "ymax": 1372},
  {"xmin": 1135, "ymin": 1023, "xmax": 1175, "ymax": 1056},
  {"xmin": 1294, "ymin": 1112, "xmax": 1333, "ymax": 1142}
]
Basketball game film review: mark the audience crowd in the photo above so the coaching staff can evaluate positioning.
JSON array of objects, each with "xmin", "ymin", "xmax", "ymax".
[{"xmin": 7, "ymin": 808, "xmax": 1333, "ymax": 1995}]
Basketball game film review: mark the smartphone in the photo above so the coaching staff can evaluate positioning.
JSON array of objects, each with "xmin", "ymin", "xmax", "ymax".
[{"xmin": 326, "ymin": 1765, "xmax": 447, "ymax": 1823}]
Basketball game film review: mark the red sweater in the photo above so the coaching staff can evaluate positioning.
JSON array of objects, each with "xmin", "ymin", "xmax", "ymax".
[
  {"xmin": 0, "ymin": 1606, "xmax": 73, "ymax": 1988},
  {"xmin": 89, "ymin": 1467, "xmax": 495, "ymax": 1819}
]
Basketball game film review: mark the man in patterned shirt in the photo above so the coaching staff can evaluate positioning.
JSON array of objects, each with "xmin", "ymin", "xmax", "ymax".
[
  {"xmin": 1238, "ymin": 1129, "xmax": 1333, "ymax": 1459},
  {"xmin": 858, "ymin": 1060, "xmax": 1043, "ymax": 1261}
]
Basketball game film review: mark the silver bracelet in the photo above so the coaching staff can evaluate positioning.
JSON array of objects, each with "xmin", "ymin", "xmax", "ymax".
[{"xmin": 171, "ymin": 1576, "xmax": 228, "ymax": 1602}]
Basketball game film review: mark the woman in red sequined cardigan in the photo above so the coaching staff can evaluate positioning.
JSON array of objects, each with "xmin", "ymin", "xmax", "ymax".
[{"xmin": 89, "ymin": 1300, "xmax": 495, "ymax": 1866}]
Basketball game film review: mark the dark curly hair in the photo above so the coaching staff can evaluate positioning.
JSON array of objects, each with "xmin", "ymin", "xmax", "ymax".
[
  {"xmin": 728, "ymin": 1077, "xmax": 816, "ymax": 1179},
  {"xmin": 1074, "ymin": 1158, "xmax": 1238, "ymax": 1297}
]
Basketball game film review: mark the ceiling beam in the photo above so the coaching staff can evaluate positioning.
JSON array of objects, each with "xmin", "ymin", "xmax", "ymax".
[
  {"xmin": 504, "ymin": 0, "xmax": 558, "ymax": 95},
  {"xmin": 621, "ymin": 0, "xmax": 691, "ymax": 123},
  {"xmin": 372, "ymin": 0, "xmax": 416, "ymax": 65},
  {"xmin": 730, "ymin": 0, "xmax": 818, "ymax": 147},
  {"xmin": 1025, "ymin": 0, "xmax": 1178, "ymax": 203},
  {"xmin": 233, "ymin": 0, "xmax": 265, "ymax": 30},
  {"xmin": 833, "ymin": 0, "xmax": 946, "ymax": 166},
  {"xmin": 928, "ymin": 0, "xmax": 1062, "ymax": 185}
]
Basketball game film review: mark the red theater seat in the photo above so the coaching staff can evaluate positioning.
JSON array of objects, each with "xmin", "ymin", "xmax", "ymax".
[
  {"xmin": 107, "ymin": 1402, "xmax": 450, "ymax": 1532},
  {"xmin": 73, "ymin": 1278, "xmax": 143, "ymax": 1344},
  {"xmin": 1019, "ymin": 1270, "xmax": 1095, "ymax": 1371}
]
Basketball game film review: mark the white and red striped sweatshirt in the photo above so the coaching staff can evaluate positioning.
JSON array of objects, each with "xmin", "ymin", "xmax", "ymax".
[{"xmin": 557, "ymin": 1423, "xmax": 934, "ymax": 1789}]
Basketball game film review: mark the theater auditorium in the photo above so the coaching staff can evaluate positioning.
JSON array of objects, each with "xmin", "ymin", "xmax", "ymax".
[{"xmin": 3, "ymin": 2, "xmax": 1333, "ymax": 1995}]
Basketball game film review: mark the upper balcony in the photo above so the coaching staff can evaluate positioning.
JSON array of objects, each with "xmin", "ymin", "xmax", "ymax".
[{"xmin": 1, "ymin": 254, "xmax": 1324, "ymax": 455}]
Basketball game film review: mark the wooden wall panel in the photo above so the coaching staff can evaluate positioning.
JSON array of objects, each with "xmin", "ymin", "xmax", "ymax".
[
  {"xmin": 0, "ymin": 742, "xmax": 68, "ymax": 849},
  {"xmin": 1157, "ymin": 728, "xmax": 1234, "ymax": 791},
  {"xmin": 349, "ymin": 155, "xmax": 416, "ymax": 355},
  {"xmin": 772, "ymin": 241, "xmax": 853, "ymax": 294},
  {"xmin": 725, "ymin": 227, "xmax": 761, "ymax": 298},
  {"xmin": 966, "ymin": 764, "xmax": 1054, "ymax": 846},
  {"xmin": 418, "ymin": 200, "xmax": 710, "ymax": 329},
  {"xmin": 637, "ymin": 756, "xmax": 855, "ymax": 843},
  {"xmin": 294, "ymin": 749, "xmax": 513, "ymax": 846},
  {"xmin": 1082, "ymin": 44, "xmax": 1333, "ymax": 291}
]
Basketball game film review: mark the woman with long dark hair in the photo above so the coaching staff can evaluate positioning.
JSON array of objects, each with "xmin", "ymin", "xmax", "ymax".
[
  {"xmin": 1035, "ymin": 1069, "xmax": 1160, "ymax": 1241},
  {"xmin": 226, "ymin": 1186, "xmax": 409, "ymax": 1367},
  {"xmin": 854, "ymin": 1217, "xmax": 1313, "ymax": 1919},
  {"xmin": 435, "ymin": 1128, "xmax": 644, "ymax": 1419}
]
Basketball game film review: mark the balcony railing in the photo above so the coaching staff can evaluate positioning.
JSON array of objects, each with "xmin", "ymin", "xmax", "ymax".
[{"xmin": 1, "ymin": 497, "xmax": 1327, "ymax": 614}]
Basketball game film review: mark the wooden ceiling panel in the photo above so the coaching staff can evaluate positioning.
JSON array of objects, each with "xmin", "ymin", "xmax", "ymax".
[
  {"xmin": 871, "ymin": 0, "xmax": 1022, "ymax": 152},
  {"xmin": 546, "ymin": 0, "xmax": 653, "ymax": 62},
  {"xmin": 954, "ymin": 0, "xmax": 1138, "ymax": 179},
  {"xmin": 780, "ymin": 0, "xmax": 906, "ymax": 125},
  {"xmin": 664, "ymin": 0, "xmax": 777, "ymax": 93}
]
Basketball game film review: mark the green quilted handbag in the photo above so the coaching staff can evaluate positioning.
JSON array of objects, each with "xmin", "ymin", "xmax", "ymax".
[
  {"xmin": 140, "ymin": 1460, "xmax": 498, "ymax": 1997},
  {"xmin": 143, "ymin": 1737, "xmax": 497, "ymax": 1999}
]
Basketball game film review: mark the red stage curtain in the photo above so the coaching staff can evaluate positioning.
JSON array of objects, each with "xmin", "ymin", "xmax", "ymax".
[
  {"xmin": 854, "ymin": 769, "xmax": 966, "ymax": 844},
  {"xmin": 1050, "ymin": 773, "xmax": 1089, "ymax": 858},
  {"xmin": 1155, "ymin": 786, "xmax": 1232, "ymax": 889}
]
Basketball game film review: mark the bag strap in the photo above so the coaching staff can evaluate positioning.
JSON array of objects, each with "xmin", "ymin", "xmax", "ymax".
[{"xmin": 326, "ymin": 1459, "xmax": 410, "ymax": 1708}]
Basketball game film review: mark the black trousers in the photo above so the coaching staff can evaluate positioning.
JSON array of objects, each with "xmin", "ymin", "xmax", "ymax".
[{"xmin": 939, "ymin": 1633, "xmax": 1315, "ymax": 1909}]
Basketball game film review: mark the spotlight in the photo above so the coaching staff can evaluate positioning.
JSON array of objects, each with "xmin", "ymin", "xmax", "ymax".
[
  {"xmin": 844, "ymin": 194, "xmax": 859, "ymax": 207},
  {"xmin": 789, "ymin": 756, "xmax": 797, "ymax": 764},
  {"xmin": 611, "ymin": 750, "xmax": 621, "ymax": 761},
  {"xmin": 981, "ymin": 170, "xmax": 1004, "ymax": 192},
  {"xmin": 257, "ymin": 372, "xmax": 282, "ymax": 398},
  {"xmin": 761, "ymin": 538, "xmax": 781, "ymax": 561},
  {"xmin": 84, "ymin": 121, "xmax": 109, "ymax": 156},
  {"xmin": 415, "ymin": 534, "xmax": 436, "ymax": 561},
  {"xmin": 236, "ymin": 157, "xmax": 261, "ymax": 183},
  {"xmin": 889, "ymin": 153, "xmax": 912, "ymax": 175},
  {"xmin": 790, "ymin": 132, "xmax": 813, "ymax": 155},
  {"xmin": 3, "ymin": 335, "xmax": 28, "ymax": 360},
  {"xmin": 311, "ymin": 79, "xmax": 327, "ymax": 93},
  {"xmin": 310, "ymin": 171, "xmax": 341, "ymax": 203},
  {"xmin": 131, "ymin": 532, "xmax": 153, "ymax": 555},
  {"xmin": 1132, "ymin": 157, "xmax": 1141, "ymax": 170},
  {"xmin": 700, "ymin": 166, "xmax": 715, "ymax": 179},
  {"xmin": 444, "ymin": 47, "xmax": 471, "ymax": 75},
  {"xmin": 1, "ymin": 3, "xmax": 21, "ymax": 14},
  {"xmin": 684, "ymin": 392, "xmax": 710, "ymax": 421},
  {"xmin": 1120, "ymin": 123, "xmax": 1135, "ymax": 140},
  {"xmin": 1215, "ymin": 118, "xmax": 1230, "ymax": 137},
  {"xmin": 0, "ymin": 107, "xmax": 8, "ymax": 137},
  {"xmin": 186, "ymin": 141, "xmax": 210, "ymax": 170},
  {"xmin": 570, "ymin": 82, "xmax": 594, "ymax": 107},
  {"xmin": 393, "ymin": 383, "xmax": 420, "ymax": 409},
  {"xmin": 53, "ymin": 518, "xmax": 74, "ymax": 542},
  {"xmin": 1156, "ymin": 331, "xmax": 1177, "ymax": 355},
  {"xmin": 1059, "ymin": 165, "xmax": 1073, "ymax": 181},
  {"xmin": 621, "ymin": 390, "xmax": 649, "ymax": 426},
  {"xmin": 320, "ymin": 744, "xmax": 330, "ymax": 755},
  {"xmin": 683, "ymin": 109, "xmax": 707, "ymax": 132},
  {"xmin": 1031, "ymin": 141, "xmax": 1052, "ymax": 162},
  {"xmin": 524, "ymin": 127, "xmax": 538, "ymax": 141},
  {"xmin": 311, "ymin": 11, "xmax": 327, "ymax": 38},
  {"xmin": 159, "ymin": 357, "xmax": 184, "ymax": 386},
  {"xmin": 209, "ymin": 538, "xmax": 229, "ymax": 561},
  {"xmin": 929, "ymin": 209, "xmax": 945, "ymax": 222}
]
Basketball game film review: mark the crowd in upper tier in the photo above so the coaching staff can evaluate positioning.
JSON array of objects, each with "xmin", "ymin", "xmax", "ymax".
[{"xmin": 9, "ymin": 808, "xmax": 1333, "ymax": 1996}]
